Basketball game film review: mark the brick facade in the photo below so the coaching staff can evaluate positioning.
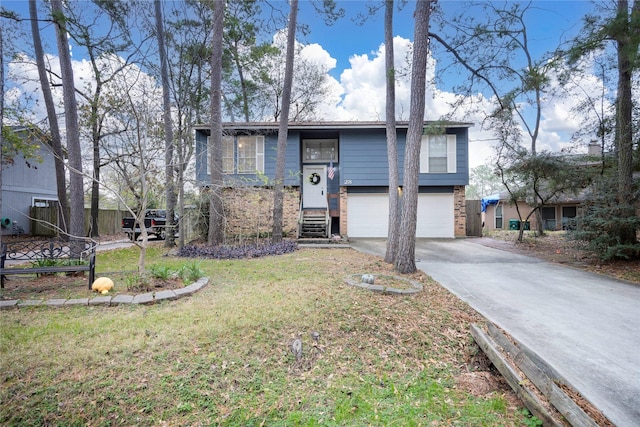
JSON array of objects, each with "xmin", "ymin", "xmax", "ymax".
[
  {"xmin": 222, "ymin": 187, "xmax": 300, "ymax": 238},
  {"xmin": 221, "ymin": 185, "xmax": 466, "ymax": 239},
  {"xmin": 453, "ymin": 185, "xmax": 466, "ymax": 237},
  {"xmin": 339, "ymin": 186, "xmax": 348, "ymax": 236}
]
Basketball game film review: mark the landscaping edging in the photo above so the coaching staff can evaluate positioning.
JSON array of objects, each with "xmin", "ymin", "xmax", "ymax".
[
  {"xmin": 344, "ymin": 274, "xmax": 423, "ymax": 295},
  {"xmin": 0, "ymin": 277, "xmax": 209, "ymax": 310}
]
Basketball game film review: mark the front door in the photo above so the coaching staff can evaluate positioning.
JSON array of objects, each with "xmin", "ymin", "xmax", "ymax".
[{"xmin": 302, "ymin": 165, "xmax": 327, "ymax": 209}]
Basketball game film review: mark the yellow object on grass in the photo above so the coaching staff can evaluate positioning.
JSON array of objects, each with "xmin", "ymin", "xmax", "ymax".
[{"xmin": 92, "ymin": 277, "xmax": 114, "ymax": 293}]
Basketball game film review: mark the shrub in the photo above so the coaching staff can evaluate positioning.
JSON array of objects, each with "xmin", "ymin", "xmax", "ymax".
[
  {"xmin": 124, "ymin": 273, "xmax": 152, "ymax": 292},
  {"xmin": 178, "ymin": 261, "xmax": 205, "ymax": 284},
  {"xmin": 176, "ymin": 240, "xmax": 298, "ymax": 260},
  {"xmin": 31, "ymin": 258, "xmax": 60, "ymax": 268},
  {"xmin": 149, "ymin": 264, "xmax": 174, "ymax": 280},
  {"xmin": 569, "ymin": 176, "xmax": 640, "ymax": 261}
]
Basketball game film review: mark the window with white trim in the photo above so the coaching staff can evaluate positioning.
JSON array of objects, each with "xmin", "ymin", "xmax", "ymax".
[
  {"xmin": 419, "ymin": 134, "xmax": 457, "ymax": 173},
  {"xmin": 303, "ymin": 139, "xmax": 338, "ymax": 163},
  {"xmin": 207, "ymin": 135, "xmax": 264, "ymax": 174},
  {"xmin": 222, "ymin": 135, "xmax": 234, "ymax": 173},
  {"xmin": 32, "ymin": 197, "xmax": 58, "ymax": 208}
]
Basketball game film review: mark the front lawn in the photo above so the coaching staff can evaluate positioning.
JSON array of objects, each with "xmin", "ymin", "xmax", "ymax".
[{"xmin": 0, "ymin": 246, "xmax": 526, "ymax": 426}]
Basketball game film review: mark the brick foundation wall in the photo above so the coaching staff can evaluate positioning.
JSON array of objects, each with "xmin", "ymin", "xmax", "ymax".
[
  {"xmin": 339, "ymin": 186, "xmax": 348, "ymax": 236},
  {"xmin": 222, "ymin": 187, "xmax": 300, "ymax": 238},
  {"xmin": 453, "ymin": 185, "xmax": 466, "ymax": 237}
]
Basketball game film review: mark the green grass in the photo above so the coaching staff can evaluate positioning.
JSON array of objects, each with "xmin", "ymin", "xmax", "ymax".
[{"xmin": 1, "ymin": 246, "xmax": 525, "ymax": 426}]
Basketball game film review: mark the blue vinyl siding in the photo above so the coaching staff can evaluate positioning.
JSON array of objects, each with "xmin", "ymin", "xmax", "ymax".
[
  {"xmin": 196, "ymin": 130, "xmax": 300, "ymax": 186},
  {"xmin": 339, "ymin": 127, "xmax": 468, "ymax": 187},
  {"xmin": 340, "ymin": 129, "xmax": 394, "ymax": 186},
  {"xmin": 195, "ymin": 124, "xmax": 469, "ymax": 188},
  {"xmin": 263, "ymin": 131, "xmax": 302, "ymax": 186},
  {"xmin": 418, "ymin": 127, "xmax": 469, "ymax": 186},
  {"xmin": 1, "ymin": 142, "xmax": 58, "ymax": 235}
]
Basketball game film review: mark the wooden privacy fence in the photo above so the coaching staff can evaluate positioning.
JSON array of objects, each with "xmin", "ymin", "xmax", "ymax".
[
  {"xmin": 30, "ymin": 207, "xmax": 198, "ymax": 241},
  {"xmin": 31, "ymin": 207, "xmax": 130, "ymax": 237},
  {"xmin": 465, "ymin": 200, "xmax": 482, "ymax": 237}
]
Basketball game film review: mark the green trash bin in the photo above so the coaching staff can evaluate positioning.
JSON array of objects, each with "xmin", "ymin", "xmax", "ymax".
[{"xmin": 508, "ymin": 219, "xmax": 530, "ymax": 230}]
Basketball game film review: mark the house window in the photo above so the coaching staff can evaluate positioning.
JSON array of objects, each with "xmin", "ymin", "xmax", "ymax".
[
  {"xmin": 541, "ymin": 206, "xmax": 556, "ymax": 230},
  {"xmin": 303, "ymin": 139, "xmax": 338, "ymax": 163},
  {"xmin": 420, "ymin": 134, "xmax": 457, "ymax": 173},
  {"xmin": 495, "ymin": 205, "xmax": 503, "ymax": 229},
  {"xmin": 208, "ymin": 135, "xmax": 264, "ymax": 174},
  {"xmin": 222, "ymin": 136, "xmax": 234, "ymax": 173},
  {"xmin": 562, "ymin": 206, "xmax": 577, "ymax": 230},
  {"xmin": 237, "ymin": 136, "xmax": 264, "ymax": 173},
  {"xmin": 32, "ymin": 198, "xmax": 57, "ymax": 208}
]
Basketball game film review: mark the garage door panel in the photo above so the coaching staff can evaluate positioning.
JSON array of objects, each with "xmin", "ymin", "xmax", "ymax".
[
  {"xmin": 417, "ymin": 194, "xmax": 454, "ymax": 238},
  {"xmin": 347, "ymin": 193, "xmax": 453, "ymax": 238},
  {"xmin": 347, "ymin": 194, "xmax": 388, "ymax": 237}
]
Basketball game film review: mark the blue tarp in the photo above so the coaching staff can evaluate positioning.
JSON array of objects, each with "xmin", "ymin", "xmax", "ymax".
[{"xmin": 481, "ymin": 193, "xmax": 501, "ymax": 212}]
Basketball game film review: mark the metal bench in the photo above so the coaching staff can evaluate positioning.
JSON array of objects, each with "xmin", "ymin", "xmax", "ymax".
[{"xmin": 1, "ymin": 238, "xmax": 97, "ymax": 289}]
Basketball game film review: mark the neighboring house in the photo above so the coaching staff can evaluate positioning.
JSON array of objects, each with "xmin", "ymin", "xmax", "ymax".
[
  {"xmin": 195, "ymin": 121, "xmax": 473, "ymax": 238},
  {"xmin": 482, "ymin": 190, "xmax": 582, "ymax": 232},
  {"xmin": 1, "ymin": 127, "xmax": 59, "ymax": 236},
  {"xmin": 481, "ymin": 144, "xmax": 610, "ymax": 233}
]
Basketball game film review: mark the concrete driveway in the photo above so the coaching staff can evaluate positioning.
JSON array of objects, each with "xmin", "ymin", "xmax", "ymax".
[{"xmin": 350, "ymin": 238, "xmax": 640, "ymax": 427}]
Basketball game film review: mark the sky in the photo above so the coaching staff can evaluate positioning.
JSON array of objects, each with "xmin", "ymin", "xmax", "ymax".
[
  {"xmin": 2, "ymin": 0, "xmax": 611, "ymax": 168},
  {"xmin": 296, "ymin": 0, "xmax": 593, "ymax": 84}
]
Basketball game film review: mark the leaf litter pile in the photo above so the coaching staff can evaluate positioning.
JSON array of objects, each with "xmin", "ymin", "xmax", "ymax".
[{"xmin": 2, "ymin": 247, "xmax": 526, "ymax": 425}]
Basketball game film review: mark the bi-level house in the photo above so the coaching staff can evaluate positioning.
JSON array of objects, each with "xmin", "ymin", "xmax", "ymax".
[{"xmin": 194, "ymin": 121, "xmax": 472, "ymax": 239}]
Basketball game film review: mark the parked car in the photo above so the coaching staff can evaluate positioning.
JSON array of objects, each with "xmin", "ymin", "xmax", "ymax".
[{"xmin": 122, "ymin": 209, "xmax": 177, "ymax": 241}]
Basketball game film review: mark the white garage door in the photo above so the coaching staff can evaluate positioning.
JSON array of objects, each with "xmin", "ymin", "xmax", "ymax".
[
  {"xmin": 347, "ymin": 193, "xmax": 454, "ymax": 238},
  {"xmin": 416, "ymin": 193, "xmax": 454, "ymax": 238},
  {"xmin": 347, "ymin": 194, "xmax": 389, "ymax": 237}
]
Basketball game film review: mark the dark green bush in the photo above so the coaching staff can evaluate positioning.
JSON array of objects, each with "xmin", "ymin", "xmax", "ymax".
[{"xmin": 569, "ymin": 177, "xmax": 640, "ymax": 261}]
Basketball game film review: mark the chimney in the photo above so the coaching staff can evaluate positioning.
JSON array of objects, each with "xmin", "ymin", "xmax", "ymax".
[{"xmin": 587, "ymin": 140, "xmax": 601, "ymax": 156}]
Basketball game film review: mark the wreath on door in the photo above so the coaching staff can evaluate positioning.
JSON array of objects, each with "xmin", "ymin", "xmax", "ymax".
[{"xmin": 308, "ymin": 172, "xmax": 321, "ymax": 185}]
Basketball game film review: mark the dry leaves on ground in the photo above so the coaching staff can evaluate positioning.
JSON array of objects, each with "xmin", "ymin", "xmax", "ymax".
[{"xmin": 481, "ymin": 231, "xmax": 640, "ymax": 285}]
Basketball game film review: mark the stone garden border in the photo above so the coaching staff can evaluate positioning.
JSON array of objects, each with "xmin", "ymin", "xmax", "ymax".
[
  {"xmin": 0, "ymin": 277, "xmax": 209, "ymax": 310},
  {"xmin": 344, "ymin": 274, "xmax": 423, "ymax": 295}
]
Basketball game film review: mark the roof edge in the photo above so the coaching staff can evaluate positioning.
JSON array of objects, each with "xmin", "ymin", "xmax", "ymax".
[{"xmin": 194, "ymin": 120, "xmax": 474, "ymax": 131}]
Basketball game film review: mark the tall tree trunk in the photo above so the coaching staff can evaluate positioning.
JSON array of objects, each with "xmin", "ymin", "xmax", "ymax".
[
  {"xmin": 0, "ymin": 27, "xmax": 4, "ymax": 250},
  {"xmin": 272, "ymin": 0, "xmax": 298, "ymax": 243},
  {"xmin": 395, "ymin": 0, "xmax": 432, "ymax": 274},
  {"xmin": 615, "ymin": 0, "xmax": 638, "ymax": 245},
  {"xmin": 155, "ymin": 0, "xmax": 176, "ymax": 247},
  {"xmin": 384, "ymin": 0, "xmax": 400, "ymax": 264},
  {"xmin": 90, "ymin": 107, "xmax": 100, "ymax": 238},
  {"xmin": 52, "ymin": 0, "xmax": 85, "ymax": 249},
  {"xmin": 208, "ymin": 0, "xmax": 225, "ymax": 245},
  {"xmin": 29, "ymin": 0, "xmax": 70, "ymax": 237}
]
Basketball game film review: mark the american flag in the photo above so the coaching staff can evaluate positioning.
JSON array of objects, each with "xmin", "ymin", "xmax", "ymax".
[{"xmin": 328, "ymin": 162, "xmax": 335, "ymax": 180}]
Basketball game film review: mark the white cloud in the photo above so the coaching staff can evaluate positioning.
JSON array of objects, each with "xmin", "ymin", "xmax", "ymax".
[
  {"xmin": 299, "ymin": 35, "xmax": 618, "ymax": 168},
  {"xmin": 9, "ymin": 30, "xmax": 617, "ymax": 171},
  {"xmin": 299, "ymin": 42, "xmax": 336, "ymax": 70},
  {"xmin": 7, "ymin": 53, "xmax": 97, "ymax": 124},
  {"xmin": 300, "ymin": 36, "xmax": 498, "ymax": 167}
]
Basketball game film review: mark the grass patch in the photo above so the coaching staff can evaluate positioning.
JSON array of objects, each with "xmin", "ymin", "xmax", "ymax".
[{"xmin": 1, "ymin": 246, "xmax": 525, "ymax": 425}]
